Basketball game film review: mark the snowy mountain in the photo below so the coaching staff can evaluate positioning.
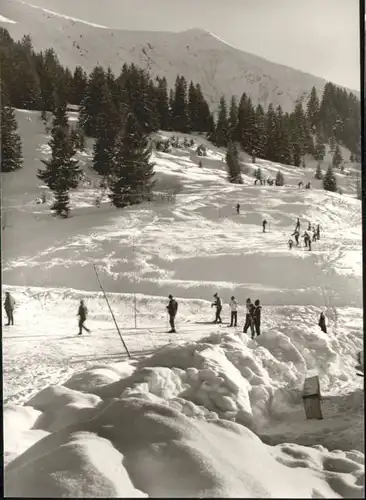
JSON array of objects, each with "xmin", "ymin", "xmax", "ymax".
[{"xmin": 0, "ymin": 0, "xmax": 359, "ymax": 112}]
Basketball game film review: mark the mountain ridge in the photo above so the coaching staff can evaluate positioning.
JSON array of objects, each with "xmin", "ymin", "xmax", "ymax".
[{"xmin": 0, "ymin": 0, "xmax": 359, "ymax": 112}]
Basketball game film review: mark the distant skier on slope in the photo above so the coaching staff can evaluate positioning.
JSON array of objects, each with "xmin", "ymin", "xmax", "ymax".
[
  {"xmin": 211, "ymin": 293, "xmax": 222, "ymax": 324},
  {"xmin": 253, "ymin": 299, "xmax": 262, "ymax": 337},
  {"xmin": 243, "ymin": 298, "xmax": 255, "ymax": 338},
  {"xmin": 262, "ymin": 220, "xmax": 267, "ymax": 233},
  {"xmin": 167, "ymin": 294, "xmax": 178, "ymax": 333},
  {"xmin": 236, "ymin": 203, "xmax": 240, "ymax": 215},
  {"xmin": 77, "ymin": 299, "xmax": 91, "ymax": 335},
  {"xmin": 288, "ymin": 239, "xmax": 294, "ymax": 250},
  {"xmin": 291, "ymin": 229, "xmax": 300, "ymax": 246},
  {"xmin": 303, "ymin": 231, "xmax": 311, "ymax": 251},
  {"xmin": 318, "ymin": 312, "xmax": 327, "ymax": 333},
  {"xmin": 229, "ymin": 296, "xmax": 238, "ymax": 327},
  {"xmin": 4, "ymin": 291, "xmax": 15, "ymax": 326},
  {"xmin": 316, "ymin": 224, "xmax": 320, "ymax": 240}
]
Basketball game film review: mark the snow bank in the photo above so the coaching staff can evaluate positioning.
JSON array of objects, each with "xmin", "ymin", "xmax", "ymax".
[{"xmin": 4, "ymin": 333, "xmax": 364, "ymax": 497}]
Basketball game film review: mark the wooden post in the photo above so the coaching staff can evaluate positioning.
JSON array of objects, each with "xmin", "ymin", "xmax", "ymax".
[
  {"xmin": 302, "ymin": 375, "xmax": 322, "ymax": 420},
  {"xmin": 93, "ymin": 265, "xmax": 131, "ymax": 358}
]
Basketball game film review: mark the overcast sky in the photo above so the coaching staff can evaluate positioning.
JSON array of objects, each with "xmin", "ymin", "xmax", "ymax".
[{"xmin": 24, "ymin": 0, "xmax": 360, "ymax": 89}]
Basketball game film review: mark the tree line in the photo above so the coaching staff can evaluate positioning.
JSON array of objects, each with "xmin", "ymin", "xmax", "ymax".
[{"xmin": 0, "ymin": 27, "xmax": 361, "ymax": 215}]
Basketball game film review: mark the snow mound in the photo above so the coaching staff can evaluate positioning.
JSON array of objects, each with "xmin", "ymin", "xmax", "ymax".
[{"xmin": 4, "ymin": 334, "xmax": 364, "ymax": 497}]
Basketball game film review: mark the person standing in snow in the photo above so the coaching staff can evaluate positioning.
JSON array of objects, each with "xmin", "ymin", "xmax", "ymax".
[
  {"xmin": 316, "ymin": 224, "xmax": 320, "ymax": 240},
  {"xmin": 211, "ymin": 293, "xmax": 222, "ymax": 324},
  {"xmin": 312, "ymin": 228, "xmax": 317, "ymax": 242},
  {"xmin": 292, "ymin": 229, "xmax": 300, "ymax": 246},
  {"xmin": 4, "ymin": 291, "xmax": 15, "ymax": 326},
  {"xmin": 307, "ymin": 222, "xmax": 312, "ymax": 231},
  {"xmin": 243, "ymin": 298, "xmax": 255, "ymax": 338},
  {"xmin": 77, "ymin": 299, "xmax": 91, "ymax": 335},
  {"xmin": 318, "ymin": 312, "xmax": 327, "ymax": 333},
  {"xmin": 229, "ymin": 296, "xmax": 238, "ymax": 327},
  {"xmin": 167, "ymin": 294, "xmax": 178, "ymax": 333},
  {"xmin": 253, "ymin": 299, "xmax": 262, "ymax": 337},
  {"xmin": 236, "ymin": 203, "xmax": 240, "ymax": 215},
  {"xmin": 262, "ymin": 219, "xmax": 267, "ymax": 233},
  {"xmin": 288, "ymin": 239, "xmax": 294, "ymax": 250},
  {"xmin": 303, "ymin": 231, "xmax": 309, "ymax": 248},
  {"xmin": 295, "ymin": 218, "xmax": 300, "ymax": 232}
]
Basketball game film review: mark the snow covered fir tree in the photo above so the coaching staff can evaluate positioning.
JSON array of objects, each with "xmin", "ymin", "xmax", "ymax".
[
  {"xmin": 108, "ymin": 113, "xmax": 155, "ymax": 208},
  {"xmin": 37, "ymin": 102, "xmax": 81, "ymax": 217},
  {"xmin": 0, "ymin": 82, "xmax": 23, "ymax": 172}
]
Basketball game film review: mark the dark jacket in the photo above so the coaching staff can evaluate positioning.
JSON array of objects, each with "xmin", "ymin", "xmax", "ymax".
[
  {"xmin": 78, "ymin": 304, "xmax": 88, "ymax": 320},
  {"xmin": 213, "ymin": 297, "xmax": 222, "ymax": 311},
  {"xmin": 4, "ymin": 294, "xmax": 15, "ymax": 311},
  {"xmin": 254, "ymin": 305, "xmax": 262, "ymax": 324},
  {"xmin": 318, "ymin": 313, "xmax": 326, "ymax": 332},
  {"xmin": 167, "ymin": 298, "xmax": 178, "ymax": 316}
]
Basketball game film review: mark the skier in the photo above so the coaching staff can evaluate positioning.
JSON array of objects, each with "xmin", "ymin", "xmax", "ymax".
[
  {"xmin": 312, "ymin": 228, "xmax": 317, "ymax": 242},
  {"xmin": 288, "ymin": 239, "xmax": 294, "ymax": 250},
  {"xmin": 307, "ymin": 222, "xmax": 312, "ymax": 231},
  {"xmin": 229, "ymin": 296, "xmax": 238, "ymax": 327},
  {"xmin": 167, "ymin": 294, "xmax": 178, "ymax": 333},
  {"xmin": 243, "ymin": 298, "xmax": 255, "ymax": 338},
  {"xmin": 253, "ymin": 299, "xmax": 262, "ymax": 337},
  {"xmin": 4, "ymin": 291, "xmax": 15, "ymax": 326},
  {"xmin": 295, "ymin": 218, "xmax": 300, "ymax": 232},
  {"xmin": 211, "ymin": 293, "xmax": 222, "ymax": 324},
  {"xmin": 291, "ymin": 229, "xmax": 300, "ymax": 246},
  {"xmin": 77, "ymin": 299, "xmax": 91, "ymax": 335},
  {"xmin": 262, "ymin": 220, "xmax": 267, "ymax": 233},
  {"xmin": 95, "ymin": 197, "xmax": 101, "ymax": 208},
  {"xmin": 236, "ymin": 203, "xmax": 240, "ymax": 215},
  {"xmin": 318, "ymin": 312, "xmax": 327, "ymax": 333},
  {"xmin": 303, "ymin": 231, "xmax": 311, "ymax": 250},
  {"xmin": 316, "ymin": 224, "xmax": 320, "ymax": 240}
]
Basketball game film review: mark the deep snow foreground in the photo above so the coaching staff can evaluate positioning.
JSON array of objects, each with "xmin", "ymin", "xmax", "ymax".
[
  {"xmin": 3, "ymin": 288, "xmax": 364, "ymax": 497},
  {"xmin": 4, "ymin": 326, "xmax": 364, "ymax": 498}
]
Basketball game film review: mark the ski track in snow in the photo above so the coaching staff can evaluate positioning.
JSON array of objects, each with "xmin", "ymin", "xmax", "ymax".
[{"xmin": 2, "ymin": 122, "xmax": 363, "ymax": 497}]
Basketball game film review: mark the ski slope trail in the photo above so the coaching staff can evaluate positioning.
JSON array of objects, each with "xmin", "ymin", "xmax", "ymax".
[{"xmin": 2, "ymin": 122, "xmax": 363, "ymax": 497}]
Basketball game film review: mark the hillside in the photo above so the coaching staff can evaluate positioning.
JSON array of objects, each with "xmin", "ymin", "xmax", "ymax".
[
  {"xmin": 0, "ymin": 0, "xmax": 359, "ymax": 112},
  {"xmin": 2, "ymin": 109, "xmax": 364, "ymax": 498}
]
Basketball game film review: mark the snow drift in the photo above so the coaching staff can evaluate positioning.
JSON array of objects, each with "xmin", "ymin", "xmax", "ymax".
[{"xmin": 4, "ymin": 333, "xmax": 364, "ymax": 497}]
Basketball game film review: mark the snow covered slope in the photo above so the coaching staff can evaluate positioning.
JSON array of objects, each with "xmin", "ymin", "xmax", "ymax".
[
  {"xmin": 2, "ymin": 111, "xmax": 363, "ymax": 497},
  {"xmin": 0, "ymin": 0, "xmax": 359, "ymax": 111}
]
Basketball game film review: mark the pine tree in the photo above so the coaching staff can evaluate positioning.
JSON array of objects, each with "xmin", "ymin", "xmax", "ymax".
[
  {"xmin": 323, "ymin": 165, "xmax": 337, "ymax": 192},
  {"xmin": 0, "ymin": 89, "xmax": 23, "ymax": 172},
  {"xmin": 332, "ymin": 144, "xmax": 343, "ymax": 168},
  {"xmin": 275, "ymin": 170, "xmax": 285, "ymax": 186},
  {"xmin": 171, "ymin": 75, "xmax": 190, "ymax": 132},
  {"xmin": 228, "ymin": 96, "xmax": 238, "ymax": 140},
  {"xmin": 79, "ymin": 65, "xmax": 106, "ymax": 137},
  {"xmin": 37, "ymin": 102, "xmax": 81, "ymax": 217},
  {"xmin": 314, "ymin": 163, "xmax": 323, "ymax": 180},
  {"xmin": 306, "ymin": 86, "xmax": 320, "ymax": 132},
  {"xmin": 214, "ymin": 95, "xmax": 229, "ymax": 147},
  {"xmin": 92, "ymin": 83, "xmax": 122, "ymax": 177},
  {"xmin": 253, "ymin": 104, "xmax": 266, "ymax": 159},
  {"xmin": 109, "ymin": 113, "xmax": 155, "ymax": 208},
  {"xmin": 225, "ymin": 141, "xmax": 242, "ymax": 184},
  {"xmin": 156, "ymin": 76, "xmax": 170, "ymax": 130},
  {"xmin": 71, "ymin": 66, "xmax": 88, "ymax": 105},
  {"xmin": 264, "ymin": 104, "xmax": 277, "ymax": 161},
  {"xmin": 314, "ymin": 134, "xmax": 326, "ymax": 162}
]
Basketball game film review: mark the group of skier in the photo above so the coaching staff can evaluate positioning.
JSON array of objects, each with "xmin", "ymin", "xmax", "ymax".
[
  {"xmin": 289, "ymin": 218, "xmax": 320, "ymax": 251},
  {"xmin": 212, "ymin": 294, "xmax": 261, "ymax": 338},
  {"xmin": 3, "ymin": 290, "xmax": 327, "ymax": 339}
]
